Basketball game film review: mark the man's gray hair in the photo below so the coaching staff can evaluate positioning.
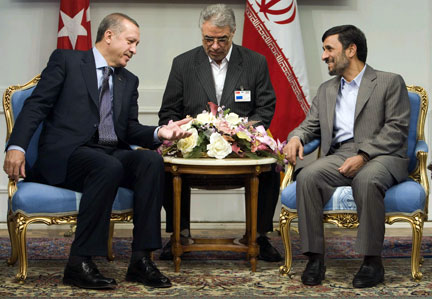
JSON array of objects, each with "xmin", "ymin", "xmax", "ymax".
[{"xmin": 199, "ymin": 4, "xmax": 236, "ymax": 32}]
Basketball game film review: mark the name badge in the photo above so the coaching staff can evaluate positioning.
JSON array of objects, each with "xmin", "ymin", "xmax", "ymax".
[{"xmin": 234, "ymin": 90, "xmax": 251, "ymax": 102}]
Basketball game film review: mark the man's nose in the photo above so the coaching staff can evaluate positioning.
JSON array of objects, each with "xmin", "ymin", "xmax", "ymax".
[
  {"xmin": 130, "ymin": 44, "xmax": 137, "ymax": 54},
  {"xmin": 211, "ymin": 41, "xmax": 220, "ymax": 50},
  {"xmin": 321, "ymin": 51, "xmax": 328, "ymax": 61}
]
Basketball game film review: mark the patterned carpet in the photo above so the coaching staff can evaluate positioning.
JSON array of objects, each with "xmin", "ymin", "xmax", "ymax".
[{"xmin": 1, "ymin": 235, "xmax": 432, "ymax": 298}]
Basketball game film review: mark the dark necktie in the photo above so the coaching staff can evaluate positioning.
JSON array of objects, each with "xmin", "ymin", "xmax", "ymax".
[{"xmin": 98, "ymin": 67, "xmax": 118, "ymax": 145}]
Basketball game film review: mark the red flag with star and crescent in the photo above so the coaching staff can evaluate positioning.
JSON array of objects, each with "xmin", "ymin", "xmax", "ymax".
[
  {"xmin": 242, "ymin": 0, "xmax": 310, "ymax": 142},
  {"xmin": 57, "ymin": 0, "xmax": 92, "ymax": 50}
]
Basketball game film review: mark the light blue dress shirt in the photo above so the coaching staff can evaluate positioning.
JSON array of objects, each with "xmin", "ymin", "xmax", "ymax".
[{"xmin": 332, "ymin": 65, "xmax": 366, "ymax": 144}]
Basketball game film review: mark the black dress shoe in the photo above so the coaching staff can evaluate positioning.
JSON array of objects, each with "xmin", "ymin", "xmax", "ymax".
[
  {"xmin": 301, "ymin": 258, "xmax": 326, "ymax": 286},
  {"xmin": 159, "ymin": 240, "xmax": 173, "ymax": 260},
  {"xmin": 63, "ymin": 260, "xmax": 117, "ymax": 289},
  {"xmin": 126, "ymin": 256, "xmax": 172, "ymax": 288},
  {"xmin": 352, "ymin": 260, "xmax": 384, "ymax": 288},
  {"xmin": 257, "ymin": 236, "xmax": 282, "ymax": 262}
]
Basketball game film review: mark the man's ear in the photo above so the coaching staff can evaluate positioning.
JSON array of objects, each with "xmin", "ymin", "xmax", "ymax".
[
  {"xmin": 104, "ymin": 29, "xmax": 114, "ymax": 45},
  {"xmin": 346, "ymin": 43, "xmax": 357, "ymax": 59}
]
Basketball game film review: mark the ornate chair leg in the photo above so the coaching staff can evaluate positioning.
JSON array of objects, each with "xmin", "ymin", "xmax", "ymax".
[
  {"xmin": 410, "ymin": 214, "xmax": 425, "ymax": 281},
  {"xmin": 107, "ymin": 222, "xmax": 115, "ymax": 261},
  {"xmin": 7, "ymin": 214, "xmax": 18, "ymax": 266},
  {"xmin": 15, "ymin": 215, "xmax": 29, "ymax": 282},
  {"xmin": 279, "ymin": 207, "xmax": 296, "ymax": 278}
]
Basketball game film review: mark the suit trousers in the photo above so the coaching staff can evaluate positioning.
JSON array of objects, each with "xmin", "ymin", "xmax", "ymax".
[
  {"xmin": 29, "ymin": 143, "xmax": 165, "ymax": 257},
  {"xmin": 296, "ymin": 142, "xmax": 396, "ymax": 256},
  {"xmin": 163, "ymin": 166, "xmax": 281, "ymax": 235}
]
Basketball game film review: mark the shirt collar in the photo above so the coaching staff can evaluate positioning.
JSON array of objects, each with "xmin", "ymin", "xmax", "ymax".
[
  {"xmin": 340, "ymin": 64, "xmax": 367, "ymax": 88},
  {"xmin": 208, "ymin": 44, "xmax": 233, "ymax": 64},
  {"xmin": 93, "ymin": 47, "xmax": 112, "ymax": 70}
]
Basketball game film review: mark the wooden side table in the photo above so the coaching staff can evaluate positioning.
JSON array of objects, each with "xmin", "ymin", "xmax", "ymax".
[{"xmin": 163, "ymin": 157, "xmax": 276, "ymax": 272}]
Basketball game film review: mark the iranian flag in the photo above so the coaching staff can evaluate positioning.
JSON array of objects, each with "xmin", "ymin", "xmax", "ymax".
[
  {"xmin": 57, "ymin": 0, "xmax": 92, "ymax": 50},
  {"xmin": 242, "ymin": 0, "xmax": 310, "ymax": 142}
]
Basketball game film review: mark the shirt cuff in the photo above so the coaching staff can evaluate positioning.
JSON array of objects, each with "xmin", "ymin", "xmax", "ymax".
[
  {"xmin": 8, "ymin": 145, "xmax": 25, "ymax": 154},
  {"xmin": 154, "ymin": 126, "xmax": 162, "ymax": 144}
]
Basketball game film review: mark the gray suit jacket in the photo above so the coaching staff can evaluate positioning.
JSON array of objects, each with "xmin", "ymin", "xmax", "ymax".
[
  {"xmin": 288, "ymin": 65, "xmax": 410, "ymax": 182},
  {"xmin": 158, "ymin": 44, "xmax": 276, "ymax": 129}
]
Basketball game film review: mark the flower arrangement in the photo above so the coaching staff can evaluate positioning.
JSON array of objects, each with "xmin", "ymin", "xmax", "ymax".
[{"xmin": 158, "ymin": 102, "xmax": 287, "ymax": 169}]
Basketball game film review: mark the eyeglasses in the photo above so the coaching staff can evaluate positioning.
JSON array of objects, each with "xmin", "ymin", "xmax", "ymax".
[{"xmin": 203, "ymin": 35, "xmax": 230, "ymax": 45}]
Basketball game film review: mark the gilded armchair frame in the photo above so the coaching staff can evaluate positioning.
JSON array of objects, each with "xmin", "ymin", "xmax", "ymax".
[
  {"xmin": 279, "ymin": 85, "xmax": 429, "ymax": 281},
  {"xmin": 3, "ymin": 75, "xmax": 133, "ymax": 282}
]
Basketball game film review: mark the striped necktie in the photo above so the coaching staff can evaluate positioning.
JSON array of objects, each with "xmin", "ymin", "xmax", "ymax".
[{"xmin": 98, "ymin": 67, "xmax": 118, "ymax": 145}]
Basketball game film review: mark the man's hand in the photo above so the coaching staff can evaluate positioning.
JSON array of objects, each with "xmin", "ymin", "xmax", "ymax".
[
  {"xmin": 282, "ymin": 137, "xmax": 304, "ymax": 165},
  {"xmin": 338, "ymin": 155, "xmax": 365, "ymax": 177},
  {"xmin": 3, "ymin": 149, "xmax": 26, "ymax": 182},
  {"xmin": 158, "ymin": 118, "xmax": 193, "ymax": 141}
]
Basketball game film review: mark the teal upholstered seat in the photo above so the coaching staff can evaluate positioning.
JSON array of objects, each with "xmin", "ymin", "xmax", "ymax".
[
  {"xmin": 279, "ymin": 86, "xmax": 429, "ymax": 281},
  {"xmin": 4, "ymin": 75, "xmax": 134, "ymax": 282}
]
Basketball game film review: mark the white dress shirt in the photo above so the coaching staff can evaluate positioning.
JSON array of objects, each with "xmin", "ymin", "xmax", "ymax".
[{"xmin": 208, "ymin": 45, "xmax": 233, "ymax": 105}]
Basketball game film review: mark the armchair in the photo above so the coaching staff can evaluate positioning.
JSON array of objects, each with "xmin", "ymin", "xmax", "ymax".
[
  {"xmin": 279, "ymin": 86, "xmax": 429, "ymax": 280},
  {"xmin": 3, "ymin": 75, "xmax": 134, "ymax": 281}
]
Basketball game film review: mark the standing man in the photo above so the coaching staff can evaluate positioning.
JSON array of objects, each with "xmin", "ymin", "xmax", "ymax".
[
  {"xmin": 158, "ymin": 4, "xmax": 282, "ymax": 262},
  {"xmin": 283, "ymin": 25, "xmax": 410, "ymax": 288},
  {"xmin": 3, "ymin": 13, "xmax": 191, "ymax": 290}
]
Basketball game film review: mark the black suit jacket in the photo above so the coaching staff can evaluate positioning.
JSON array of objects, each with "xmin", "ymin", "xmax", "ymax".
[
  {"xmin": 9, "ymin": 49, "xmax": 157, "ymax": 185},
  {"xmin": 158, "ymin": 44, "xmax": 276, "ymax": 128}
]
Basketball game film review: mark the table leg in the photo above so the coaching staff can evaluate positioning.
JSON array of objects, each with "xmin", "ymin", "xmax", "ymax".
[
  {"xmin": 248, "ymin": 174, "xmax": 259, "ymax": 272},
  {"xmin": 244, "ymin": 179, "xmax": 251, "ymax": 253},
  {"xmin": 172, "ymin": 173, "xmax": 183, "ymax": 272}
]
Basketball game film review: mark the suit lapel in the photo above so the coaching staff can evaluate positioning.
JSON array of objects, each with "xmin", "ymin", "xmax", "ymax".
[
  {"xmin": 220, "ymin": 45, "xmax": 242, "ymax": 106},
  {"xmin": 355, "ymin": 65, "xmax": 377, "ymax": 120},
  {"xmin": 326, "ymin": 77, "xmax": 340, "ymax": 134},
  {"xmin": 195, "ymin": 48, "xmax": 217, "ymax": 104},
  {"xmin": 80, "ymin": 50, "xmax": 99, "ymax": 108},
  {"xmin": 113, "ymin": 68, "xmax": 125, "ymax": 124}
]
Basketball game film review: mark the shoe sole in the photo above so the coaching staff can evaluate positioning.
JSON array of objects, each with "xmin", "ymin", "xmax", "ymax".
[
  {"xmin": 352, "ymin": 277, "xmax": 384, "ymax": 288},
  {"xmin": 301, "ymin": 270, "xmax": 326, "ymax": 286},
  {"xmin": 63, "ymin": 277, "xmax": 117, "ymax": 290},
  {"xmin": 125, "ymin": 274, "xmax": 172, "ymax": 288}
]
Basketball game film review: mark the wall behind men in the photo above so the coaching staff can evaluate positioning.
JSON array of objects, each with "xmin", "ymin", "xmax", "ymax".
[{"xmin": 0, "ymin": 0, "xmax": 430, "ymax": 224}]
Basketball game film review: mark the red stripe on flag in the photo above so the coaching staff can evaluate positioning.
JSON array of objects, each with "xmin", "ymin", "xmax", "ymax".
[{"xmin": 242, "ymin": 1, "xmax": 309, "ymax": 141}]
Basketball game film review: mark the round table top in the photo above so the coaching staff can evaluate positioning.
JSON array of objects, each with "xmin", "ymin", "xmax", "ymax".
[{"xmin": 163, "ymin": 156, "xmax": 277, "ymax": 166}]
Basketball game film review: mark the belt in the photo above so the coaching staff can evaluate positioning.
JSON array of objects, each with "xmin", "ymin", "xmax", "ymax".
[{"xmin": 332, "ymin": 138, "xmax": 354, "ymax": 149}]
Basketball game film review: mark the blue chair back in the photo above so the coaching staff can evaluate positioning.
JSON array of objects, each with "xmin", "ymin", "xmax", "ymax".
[
  {"xmin": 10, "ymin": 85, "xmax": 42, "ymax": 168},
  {"xmin": 407, "ymin": 91, "xmax": 420, "ymax": 173}
]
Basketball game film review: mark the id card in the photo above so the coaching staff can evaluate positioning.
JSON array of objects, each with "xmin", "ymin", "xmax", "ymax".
[{"xmin": 234, "ymin": 90, "xmax": 251, "ymax": 102}]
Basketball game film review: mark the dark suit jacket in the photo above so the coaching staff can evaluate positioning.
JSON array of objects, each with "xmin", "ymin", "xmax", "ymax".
[
  {"xmin": 9, "ymin": 49, "xmax": 158, "ymax": 185},
  {"xmin": 288, "ymin": 65, "xmax": 410, "ymax": 182},
  {"xmin": 158, "ymin": 44, "xmax": 276, "ymax": 128}
]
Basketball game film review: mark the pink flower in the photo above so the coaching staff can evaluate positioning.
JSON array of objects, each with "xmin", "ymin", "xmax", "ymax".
[
  {"xmin": 216, "ymin": 120, "xmax": 234, "ymax": 135},
  {"xmin": 208, "ymin": 102, "xmax": 218, "ymax": 116}
]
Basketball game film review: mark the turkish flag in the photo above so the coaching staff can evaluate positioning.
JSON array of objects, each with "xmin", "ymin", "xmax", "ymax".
[
  {"xmin": 57, "ymin": 0, "xmax": 92, "ymax": 50},
  {"xmin": 242, "ymin": 0, "xmax": 310, "ymax": 142}
]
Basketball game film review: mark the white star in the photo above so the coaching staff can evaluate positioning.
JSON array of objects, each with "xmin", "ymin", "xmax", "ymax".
[{"xmin": 58, "ymin": 9, "xmax": 88, "ymax": 49}]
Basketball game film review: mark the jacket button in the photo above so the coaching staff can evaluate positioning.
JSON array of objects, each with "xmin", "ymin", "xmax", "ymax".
[{"xmin": 93, "ymin": 124, "xmax": 98, "ymax": 128}]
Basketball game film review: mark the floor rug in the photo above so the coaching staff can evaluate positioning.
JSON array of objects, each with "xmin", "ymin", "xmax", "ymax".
[
  {"xmin": 1, "ymin": 235, "xmax": 432, "ymax": 297},
  {"xmin": 1, "ymin": 234, "xmax": 432, "ymax": 260},
  {"xmin": 1, "ymin": 258, "xmax": 432, "ymax": 298}
]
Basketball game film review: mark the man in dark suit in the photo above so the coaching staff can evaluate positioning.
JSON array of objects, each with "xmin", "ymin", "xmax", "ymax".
[
  {"xmin": 283, "ymin": 25, "xmax": 410, "ymax": 288},
  {"xmin": 3, "ymin": 13, "xmax": 192, "ymax": 290},
  {"xmin": 158, "ymin": 4, "xmax": 282, "ymax": 262}
]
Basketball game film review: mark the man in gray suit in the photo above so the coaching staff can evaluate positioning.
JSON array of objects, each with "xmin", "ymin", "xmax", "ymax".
[
  {"xmin": 283, "ymin": 25, "xmax": 410, "ymax": 288},
  {"xmin": 158, "ymin": 4, "xmax": 282, "ymax": 262}
]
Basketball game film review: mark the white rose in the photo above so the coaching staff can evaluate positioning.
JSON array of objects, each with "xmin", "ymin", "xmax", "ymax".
[
  {"xmin": 225, "ymin": 112, "xmax": 241, "ymax": 127},
  {"xmin": 180, "ymin": 120, "xmax": 193, "ymax": 130},
  {"xmin": 196, "ymin": 112, "xmax": 215, "ymax": 124},
  {"xmin": 177, "ymin": 128, "xmax": 199, "ymax": 156},
  {"xmin": 207, "ymin": 132, "xmax": 232, "ymax": 159}
]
